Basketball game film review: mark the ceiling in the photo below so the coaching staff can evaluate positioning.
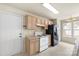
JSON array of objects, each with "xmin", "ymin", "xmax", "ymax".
[{"xmin": 4, "ymin": 3, "xmax": 79, "ymax": 19}]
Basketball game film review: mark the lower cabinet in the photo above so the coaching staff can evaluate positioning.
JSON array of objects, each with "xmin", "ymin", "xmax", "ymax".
[
  {"xmin": 47, "ymin": 35, "xmax": 51, "ymax": 46},
  {"xmin": 29, "ymin": 39, "xmax": 36, "ymax": 55},
  {"xmin": 25, "ymin": 35, "xmax": 51, "ymax": 55},
  {"xmin": 36, "ymin": 39, "xmax": 40, "ymax": 53},
  {"xmin": 25, "ymin": 37, "xmax": 39, "ymax": 55}
]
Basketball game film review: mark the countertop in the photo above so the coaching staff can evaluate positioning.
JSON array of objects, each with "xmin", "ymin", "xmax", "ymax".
[{"xmin": 25, "ymin": 35, "xmax": 51, "ymax": 40}]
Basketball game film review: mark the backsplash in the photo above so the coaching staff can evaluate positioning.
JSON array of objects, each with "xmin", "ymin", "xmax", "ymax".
[
  {"xmin": 23, "ymin": 29, "xmax": 35, "ymax": 37},
  {"xmin": 23, "ymin": 27, "xmax": 45, "ymax": 37}
]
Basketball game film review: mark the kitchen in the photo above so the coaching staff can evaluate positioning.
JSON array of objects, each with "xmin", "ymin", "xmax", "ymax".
[
  {"xmin": 0, "ymin": 3, "xmax": 76, "ymax": 56},
  {"xmin": 23, "ymin": 15, "xmax": 57, "ymax": 55}
]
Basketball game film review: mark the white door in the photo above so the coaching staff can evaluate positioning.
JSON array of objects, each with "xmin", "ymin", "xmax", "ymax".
[{"xmin": 0, "ymin": 12, "xmax": 24, "ymax": 56}]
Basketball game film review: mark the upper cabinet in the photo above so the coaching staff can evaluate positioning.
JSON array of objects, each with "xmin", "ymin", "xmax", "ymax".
[
  {"xmin": 23, "ymin": 15, "xmax": 53, "ymax": 29},
  {"xmin": 23, "ymin": 15, "xmax": 37, "ymax": 29},
  {"xmin": 36, "ymin": 18, "xmax": 45, "ymax": 27},
  {"xmin": 41, "ymin": 19, "xmax": 45, "ymax": 25},
  {"xmin": 36, "ymin": 18, "xmax": 42, "ymax": 25},
  {"xmin": 44, "ymin": 19, "xmax": 49, "ymax": 29},
  {"xmin": 32, "ymin": 16, "xmax": 37, "ymax": 29}
]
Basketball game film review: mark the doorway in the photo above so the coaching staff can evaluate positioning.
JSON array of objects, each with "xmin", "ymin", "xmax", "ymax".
[{"xmin": 0, "ymin": 12, "xmax": 24, "ymax": 55}]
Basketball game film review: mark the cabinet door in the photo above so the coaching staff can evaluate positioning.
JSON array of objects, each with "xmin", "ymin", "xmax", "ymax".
[
  {"xmin": 30, "ymin": 39, "xmax": 36, "ymax": 55},
  {"xmin": 25, "ymin": 16, "xmax": 37, "ymax": 29},
  {"xmin": 48, "ymin": 35, "xmax": 51, "ymax": 46},
  {"xmin": 27, "ymin": 16, "xmax": 33, "ymax": 29},
  {"xmin": 36, "ymin": 39, "xmax": 40, "ymax": 53},
  {"xmin": 32, "ymin": 16, "xmax": 37, "ymax": 29},
  {"xmin": 36, "ymin": 18, "xmax": 41, "ymax": 24},
  {"xmin": 45, "ymin": 20, "xmax": 49, "ymax": 29},
  {"xmin": 41, "ymin": 19, "xmax": 45, "ymax": 25},
  {"xmin": 24, "ymin": 16, "xmax": 32, "ymax": 29},
  {"xmin": 25, "ymin": 38, "xmax": 30, "ymax": 55}
]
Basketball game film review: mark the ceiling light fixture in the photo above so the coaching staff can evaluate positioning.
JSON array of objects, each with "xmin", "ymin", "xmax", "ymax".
[{"xmin": 42, "ymin": 3, "xmax": 59, "ymax": 14}]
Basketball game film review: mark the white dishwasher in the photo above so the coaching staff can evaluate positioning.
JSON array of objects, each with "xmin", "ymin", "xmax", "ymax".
[{"xmin": 40, "ymin": 36, "xmax": 48, "ymax": 52}]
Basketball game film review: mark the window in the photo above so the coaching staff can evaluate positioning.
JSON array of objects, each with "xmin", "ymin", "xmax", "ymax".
[
  {"xmin": 73, "ymin": 21, "xmax": 79, "ymax": 38},
  {"xmin": 62, "ymin": 19, "xmax": 79, "ymax": 38},
  {"xmin": 62, "ymin": 21, "xmax": 72, "ymax": 37}
]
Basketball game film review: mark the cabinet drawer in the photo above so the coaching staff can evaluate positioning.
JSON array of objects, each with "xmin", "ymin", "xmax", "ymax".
[{"xmin": 29, "ymin": 42, "xmax": 36, "ymax": 55}]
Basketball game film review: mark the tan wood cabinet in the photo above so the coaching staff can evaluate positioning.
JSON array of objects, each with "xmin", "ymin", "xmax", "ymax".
[
  {"xmin": 32, "ymin": 16, "xmax": 37, "ymax": 29},
  {"xmin": 23, "ymin": 16, "xmax": 31, "ymax": 29},
  {"xmin": 45, "ymin": 20, "xmax": 49, "ymax": 29},
  {"xmin": 29, "ymin": 39, "xmax": 36, "ymax": 55},
  {"xmin": 36, "ymin": 39, "xmax": 40, "ymax": 53},
  {"xmin": 36, "ymin": 18, "xmax": 45, "ymax": 27},
  {"xmin": 41, "ymin": 19, "xmax": 45, "ymax": 25},
  {"xmin": 47, "ymin": 35, "xmax": 51, "ymax": 46},
  {"xmin": 36, "ymin": 18, "xmax": 41, "ymax": 25},
  {"xmin": 25, "ymin": 37, "xmax": 39, "ymax": 55},
  {"xmin": 23, "ymin": 15, "xmax": 53, "ymax": 29},
  {"xmin": 24, "ymin": 16, "xmax": 37, "ymax": 29}
]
